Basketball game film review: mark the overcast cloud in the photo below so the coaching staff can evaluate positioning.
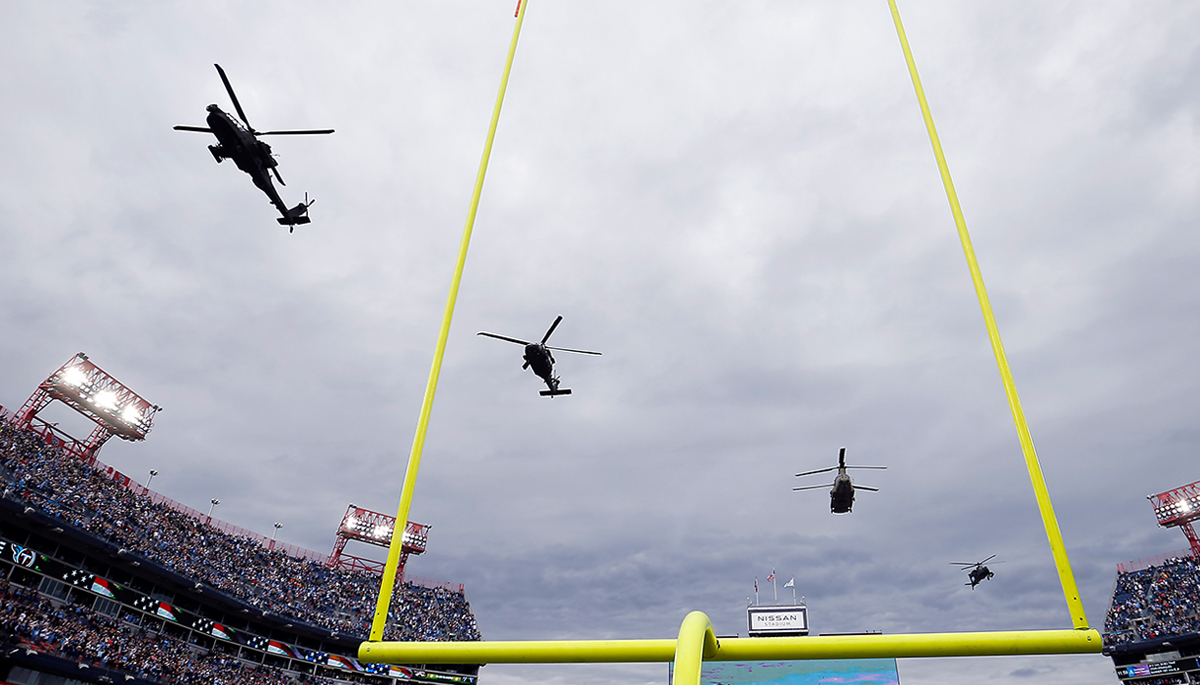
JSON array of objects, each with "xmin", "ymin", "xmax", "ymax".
[{"xmin": 3, "ymin": 1, "xmax": 1199, "ymax": 684}]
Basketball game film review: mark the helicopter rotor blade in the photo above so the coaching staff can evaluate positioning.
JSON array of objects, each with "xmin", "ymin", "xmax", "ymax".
[
  {"xmin": 795, "ymin": 466, "xmax": 837, "ymax": 477},
  {"xmin": 844, "ymin": 465, "xmax": 888, "ymax": 470},
  {"xmin": 545, "ymin": 346, "xmax": 602, "ymax": 356},
  {"xmin": 272, "ymin": 167, "xmax": 285, "ymax": 186},
  {"xmin": 838, "ymin": 447, "xmax": 846, "ymax": 468},
  {"xmin": 792, "ymin": 483, "xmax": 835, "ymax": 491},
  {"xmin": 979, "ymin": 555, "xmax": 998, "ymax": 565},
  {"xmin": 257, "ymin": 129, "xmax": 336, "ymax": 136},
  {"xmin": 540, "ymin": 315, "xmax": 564, "ymax": 344},
  {"xmin": 477, "ymin": 332, "xmax": 532, "ymax": 346},
  {"xmin": 173, "ymin": 125, "xmax": 213, "ymax": 133},
  {"xmin": 214, "ymin": 64, "xmax": 252, "ymax": 130},
  {"xmin": 851, "ymin": 485, "xmax": 879, "ymax": 491}
]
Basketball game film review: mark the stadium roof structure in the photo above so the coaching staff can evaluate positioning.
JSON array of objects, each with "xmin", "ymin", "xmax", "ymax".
[
  {"xmin": 1148, "ymin": 481, "xmax": 1200, "ymax": 557},
  {"xmin": 14, "ymin": 353, "xmax": 160, "ymax": 460},
  {"xmin": 356, "ymin": 1, "xmax": 1104, "ymax": 682}
]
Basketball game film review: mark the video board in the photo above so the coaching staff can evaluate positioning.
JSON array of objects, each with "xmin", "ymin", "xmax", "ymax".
[{"xmin": 672, "ymin": 658, "xmax": 900, "ymax": 685}]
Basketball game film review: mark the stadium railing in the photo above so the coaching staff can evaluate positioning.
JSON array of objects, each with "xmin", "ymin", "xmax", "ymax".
[{"xmin": 1118, "ymin": 550, "xmax": 1195, "ymax": 574}]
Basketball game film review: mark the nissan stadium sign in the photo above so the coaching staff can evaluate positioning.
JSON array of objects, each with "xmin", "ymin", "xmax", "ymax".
[{"xmin": 747, "ymin": 606, "xmax": 809, "ymax": 637}]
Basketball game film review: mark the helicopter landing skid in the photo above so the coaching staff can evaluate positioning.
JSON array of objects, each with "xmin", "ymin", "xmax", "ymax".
[{"xmin": 539, "ymin": 388, "xmax": 572, "ymax": 397}]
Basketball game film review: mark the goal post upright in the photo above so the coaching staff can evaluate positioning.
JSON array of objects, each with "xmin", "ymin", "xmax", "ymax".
[
  {"xmin": 366, "ymin": 0, "xmax": 532, "ymax": 643},
  {"xmin": 884, "ymin": 0, "xmax": 1088, "ymax": 630}
]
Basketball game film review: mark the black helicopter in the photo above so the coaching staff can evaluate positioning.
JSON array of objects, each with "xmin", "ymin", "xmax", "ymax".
[
  {"xmin": 793, "ymin": 447, "xmax": 886, "ymax": 514},
  {"xmin": 953, "ymin": 556, "xmax": 999, "ymax": 589},
  {"xmin": 174, "ymin": 64, "xmax": 333, "ymax": 231},
  {"xmin": 477, "ymin": 316, "xmax": 601, "ymax": 397}
]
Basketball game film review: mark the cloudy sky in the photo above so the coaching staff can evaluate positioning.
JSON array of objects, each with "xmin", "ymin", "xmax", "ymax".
[{"xmin": 3, "ymin": 1, "xmax": 1199, "ymax": 683}]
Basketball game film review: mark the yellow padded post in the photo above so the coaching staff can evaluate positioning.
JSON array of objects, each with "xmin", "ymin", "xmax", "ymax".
[{"xmin": 671, "ymin": 612, "xmax": 720, "ymax": 685}]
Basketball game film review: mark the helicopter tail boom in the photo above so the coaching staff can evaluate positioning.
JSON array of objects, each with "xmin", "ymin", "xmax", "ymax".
[
  {"xmin": 539, "ymin": 388, "xmax": 572, "ymax": 397},
  {"xmin": 277, "ymin": 202, "xmax": 312, "ymax": 227}
]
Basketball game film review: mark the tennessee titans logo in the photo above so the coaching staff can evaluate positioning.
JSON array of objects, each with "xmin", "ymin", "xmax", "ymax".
[{"xmin": 10, "ymin": 545, "xmax": 36, "ymax": 567}]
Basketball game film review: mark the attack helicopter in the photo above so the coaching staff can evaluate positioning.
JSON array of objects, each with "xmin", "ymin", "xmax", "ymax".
[
  {"xmin": 477, "ymin": 316, "xmax": 601, "ymax": 397},
  {"xmin": 174, "ymin": 64, "xmax": 333, "ymax": 231},
  {"xmin": 793, "ymin": 447, "xmax": 886, "ymax": 514},
  {"xmin": 952, "ymin": 556, "xmax": 999, "ymax": 589}
]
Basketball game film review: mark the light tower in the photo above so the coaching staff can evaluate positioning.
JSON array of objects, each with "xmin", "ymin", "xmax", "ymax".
[
  {"xmin": 329, "ymin": 504, "xmax": 429, "ymax": 577},
  {"xmin": 1147, "ymin": 480, "xmax": 1200, "ymax": 557},
  {"xmin": 14, "ymin": 353, "xmax": 160, "ymax": 463}
]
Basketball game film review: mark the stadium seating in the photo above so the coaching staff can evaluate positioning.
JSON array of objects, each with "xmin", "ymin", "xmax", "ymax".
[
  {"xmin": 0, "ymin": 418, "xmax": 480, "ymax": 684},
  {"xmin": 1104, "ymin": 556, "xmax": 1200, "ymax": 647}
]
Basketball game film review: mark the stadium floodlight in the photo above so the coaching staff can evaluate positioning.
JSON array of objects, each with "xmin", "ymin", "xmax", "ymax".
[
  {"xmin": 329, "ymin": 504, "xmax": 429, "ymax": 575},
  {"xmin": 1148, "ymin": 480, "xmax": 1200, "ymax": 556},
  {"xmin": 60, "ymin": 366, "xmax": 88, "ymax": 388},
  {"xmin": 15, "ymin": 353, "xmax": 162, "ymax": 456},
  {"xmin": 147, "ymin": 469, "xmax": 158, "ymax": 488},
  {"xmin": 272, "ymin": 522, "xmax": 282, "ymax": 542},
  {"xmin": 93, "ymin": 390, "xmax": 118, "ymax": 411},
  {"xmin": 121, "ymin": 404, "xmax": 143, "ymax": 424},
  {"xmin": 208, "ymin": 499, "xmax": 220, "ymax": 518}
]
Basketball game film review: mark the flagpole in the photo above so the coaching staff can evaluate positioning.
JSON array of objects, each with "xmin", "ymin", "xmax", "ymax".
[
  {"xmin": 754, "ymin": 577, "xmax": 759, "ymax": 606},
  {"xmin": 772, "ymin": 573, "xmax": 777, "ymax": 604}
]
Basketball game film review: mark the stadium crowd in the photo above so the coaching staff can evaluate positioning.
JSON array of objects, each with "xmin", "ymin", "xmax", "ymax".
[
  {"xmin": 0, "ymin": 575, "xmax": 374, "ymax": 685},
  {"xmin": 1105, "ymin": 555, "xmax": 1200, "ymax": 646},
  {"xmin": 0, "ymin": 417, "xmax": 480, "ymax": 643}
]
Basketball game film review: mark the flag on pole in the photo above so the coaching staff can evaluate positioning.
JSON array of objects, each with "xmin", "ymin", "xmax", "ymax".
[
  {"xmin": 783, "ymin": 577, "xmax": 794, "ymax": 588},
  {"xmin": 766, "ymin": 570, "xmax": 775, "ymax": 582},
  {"xmin": 754, "ymin": 577, "xmax": 758, "ymax": 593}
]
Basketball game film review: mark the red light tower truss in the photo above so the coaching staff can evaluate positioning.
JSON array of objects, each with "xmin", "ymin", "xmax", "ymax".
[
  {"xmin": 329, "ymin": 504, "xmax": 429, "ymax": 577},
  {"xmin": 14, "ymin": 353, "xmax": 160, "ymax": 462},
  {"xmin": 1148, "ymin": 480, "xmax": 1200, "ymax": 557}
]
